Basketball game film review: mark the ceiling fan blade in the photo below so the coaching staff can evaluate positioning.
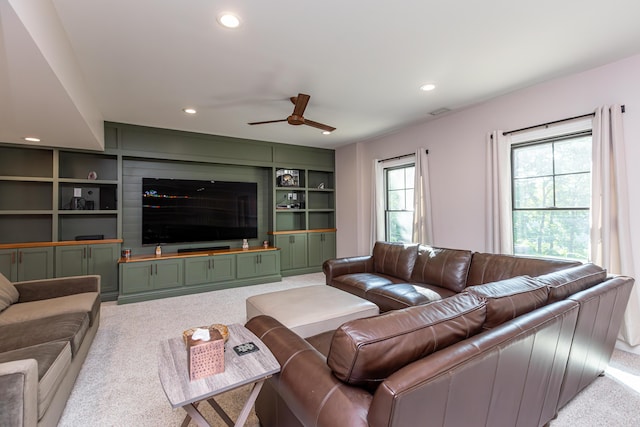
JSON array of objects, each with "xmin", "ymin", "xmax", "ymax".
[
  {"xmin": 303, "ymin": 119, "xmax": 336, "ymax": 132},
  {"xmin": 292, "ymin": 93, "xmax": 310, "ymax": 117},
  {"xmin": 247, "ymin": 119, "xmax": 288, "ymax": 125}
]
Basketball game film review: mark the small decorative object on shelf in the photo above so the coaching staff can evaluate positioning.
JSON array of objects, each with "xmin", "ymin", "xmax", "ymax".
[
  {"xmin": 317, "ymin": 182, "xmax": 325, "ymax": 189},
  {"xmin": 87, "ymin": 171, "xmax": 98, "ymax": 180},
  {"xmin": 263, "ymin": 240, "xmax": 269, "ymax": 248},
  {"xmin": 122, "ymin": 248, "xmax": 131, "ymax": 259},
  {"xmin": 155, "ymin": 244, "xmax": 162, "ymax": 256},
  {"xmin": 276, "ymin": 169, "xmax": 300, "ymax": 187},
  {"xmin": 242, "ymin": 239, "xmax": 249, "ymax": 249}
]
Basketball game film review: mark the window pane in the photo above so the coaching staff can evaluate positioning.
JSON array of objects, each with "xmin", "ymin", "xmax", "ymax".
[
  {"xmin": 405, "ymin": 167, "xmax": 415, "ymax": 188},
  {"xmin": 405, "ymin": 189, "xmax": 414, "ymax": 209},
  {"xmin": 513, "ymin": 176, "xmax": 554, "ymax": 208},
  {"xmin": 387, "ymin": 189, "xmax": 405, "ymax": 210},
  {"xmin": 387, "ymin": 211, "xmax": 413, "ymax": 243},
  {"xmin": 513, "ymin": 144, "xmax": 553, "ymax": 178},
  {"xmin": 513, "ymin": 210, "xmax": 589, "ymax": 261},
  {"xmin": 387, "ymin": 169, "xmax": 405, "ymax": 190},
  {"xmin": 555, "ymin": 173, "xmax": 590, "ymax": 207},
  {"xmin": 554, "ymin": 137, "xmax": 591, "ymax": 174}
]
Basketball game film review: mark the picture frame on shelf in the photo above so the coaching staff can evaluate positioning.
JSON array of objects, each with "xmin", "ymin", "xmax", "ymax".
[{"xmin": 276, "ymin": 169, "xmax": 300, "ymax": 187}]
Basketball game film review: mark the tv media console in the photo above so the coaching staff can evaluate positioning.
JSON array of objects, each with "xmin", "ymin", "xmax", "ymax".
[{"xmin": 117, "ymin": 246, "xmax": 281, "ymax": 304}]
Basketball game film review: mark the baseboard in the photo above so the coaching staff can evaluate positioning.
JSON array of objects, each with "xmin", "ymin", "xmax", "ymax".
[{"xmin": 615, "ymin": 339, "xmax": 640, "ymax": 355}]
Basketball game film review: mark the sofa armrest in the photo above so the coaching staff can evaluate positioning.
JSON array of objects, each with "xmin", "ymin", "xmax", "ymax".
[
  {"xmin": 246, "ymin": 315, "xmax": 372, "ymax": 427},
  {"xmin": 0, "ymin": 359, "xmax": 38, "ymax": 427},
  {"xmin": 322, "ymin": 256, "xmax": 374, "ymax": 284},
  {"xmin": 14, "ymin": 275, "xmax": 101, "ymax": 303}
]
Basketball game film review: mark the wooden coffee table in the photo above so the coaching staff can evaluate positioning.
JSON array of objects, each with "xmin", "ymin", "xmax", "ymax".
[{"xmin": 158, "ymin": 323, "xmax": 280, "ymax": 427}]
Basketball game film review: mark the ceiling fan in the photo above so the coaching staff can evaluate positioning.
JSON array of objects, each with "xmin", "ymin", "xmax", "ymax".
[{"xmin": 248, "ymin": 93, "xmax": 336, "ymax": 133}]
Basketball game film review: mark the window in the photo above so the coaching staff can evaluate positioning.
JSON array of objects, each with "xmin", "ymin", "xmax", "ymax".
[
  {"xmin": 384, "ymin": 164, "xmax": 415, "ymax": 242},
  {"xmin": 511, "ymin": 132, "xmax": 592, "ymax": 261}
]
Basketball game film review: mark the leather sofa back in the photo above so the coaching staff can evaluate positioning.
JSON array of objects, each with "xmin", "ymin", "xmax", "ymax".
[
  {"xmin": 328, "ymin": 293, "xmax": 486, "ymax": 388},
  {"xmin": 537, "ymin": 263, "xmax": 607, "ymax": 303},
  {"xmin": 410, "ymin": 245, "xmax": 472, "ymax": 292},
  {"xmin": 467, "ymin": 252, "xmax": 581, "ymax": 286},
  {"xmin": 367, "ymin": 299, "xmax": 580, "ymax": 427},
  {"xmin": 372, "ymin": 242, "xmax": 418, "ymax": 282}
]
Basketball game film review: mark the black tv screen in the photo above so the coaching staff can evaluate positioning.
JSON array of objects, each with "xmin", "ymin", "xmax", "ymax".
[{"xmin": 142, "ymin": 178, "xmax": 258, "ymax": 245}]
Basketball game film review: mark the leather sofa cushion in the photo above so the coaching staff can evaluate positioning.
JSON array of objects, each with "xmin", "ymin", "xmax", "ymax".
[
  {"xmin": 467, "ymin": 253, "xmax": 581, "ymax": 286},
  {"xmin": 410, "ymin": 245, "xmax": 473, "ymax": 292},
  {"xmin": 327, "ymin": 292, "xmax": 486, "ymax": 388},
  {"xmin": 536, "ymin": 263, "xmax": 607, "ymax": 303},
  {"xmin": 330, "ymin": 273, "xmax": 402, "ymax": 299},
  {"xmin": 372, "ymin": 242, "xmax": 418, "ymax": 282},
  {"xmin": 0, "ymin": 312, "xmax": 89, "ymax": 356},
  {"xmin": 0, "ymin": 273, "xmax": 19, "ymax": 313},
  {"xmin": 365, "ymin": 283, "xmax": 456, "ymax": 312},
  {"xmin": 0, "ymin": 340, "xmax": 72, "ymax": 419},
  {"xmin": 466, "ymin": 276, "xmax": 549, "ymax": 329}
]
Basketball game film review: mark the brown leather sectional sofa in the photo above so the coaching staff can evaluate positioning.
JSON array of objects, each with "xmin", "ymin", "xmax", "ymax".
[{"xmin": 246, "ymin": 242, "xmax": 634, "ymax": 427}]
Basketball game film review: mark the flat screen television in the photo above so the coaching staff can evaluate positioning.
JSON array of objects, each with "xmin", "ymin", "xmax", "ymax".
[{"xmin": 142, "ymin": 178, "xmax": 258, "ymax": 245}]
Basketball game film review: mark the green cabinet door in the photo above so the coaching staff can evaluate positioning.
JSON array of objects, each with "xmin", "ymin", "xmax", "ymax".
[
  {"xmin": 0, "ymin": 249, "xmax": 18, "ymax": 281},
  {"xmin": 276, "ymin": 234, "xmax": 308, "ymax": 271},
  {"xmin": 308, "ymin": 232, "xmax": 337, "ymax": 267},
  {"xmin": 153, "ymin": 260, "xmax": 184, "ymax": 289},
  {"xmin": 17, "ymin": 247, "xmax": 54, "ymax": 281},
  {"xmin": 56, "ymin": 243, "xmax": 120, "ymax": 296},
  {"xmin": 210, "ymin": 255, "xmax": 235, "ymax": 282},
  {"xmin": 88, "ymin": 244, "xmax": 120, "ymax": 294},
  {"xmin": 55, "ymin": 246, "xmax": 88, "ymax": 277},
  {"xmin": 121, "ymin": 261, "xmax": 154, "ymax": 294},
  {"xmin": 236, "ymin": 251, "xmax": 280, "ymax": 279},
  {"xmin": 184, "ymin": 256, "xmax": 211, "ymax": 286},
  {"xmin": 185, "ymin": 255, "xmax": 235, "ymax": 286}
]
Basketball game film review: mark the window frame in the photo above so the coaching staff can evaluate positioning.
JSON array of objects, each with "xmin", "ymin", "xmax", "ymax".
[
  {"xmin": 383, "ymin": 162, "xmax": 415, "ymax": 242},
  {"xmin": 510, "ymin": 130, "xmax": 592, "ymax": 260}
]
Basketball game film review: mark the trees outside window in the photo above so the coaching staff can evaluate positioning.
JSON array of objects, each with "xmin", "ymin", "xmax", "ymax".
[{"xmin": 511, "ymin": 134, "xmax": 591, "ymax": 261}]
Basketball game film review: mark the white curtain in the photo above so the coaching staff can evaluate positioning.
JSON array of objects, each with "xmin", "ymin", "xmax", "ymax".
[
  {"xmin": 485, "ymin": 131, "xmax": 513, "ymax": 254},
  {"xmin": 591, "ymin": 105, "xmax": 639, "ymax": 346},
  {"xmin": 370, "ymin": 159, "xmax": 385, "ymax": 245},
  {"xmin": 412, "ymin": 148, "xmax": 434, "ymax": 244}
]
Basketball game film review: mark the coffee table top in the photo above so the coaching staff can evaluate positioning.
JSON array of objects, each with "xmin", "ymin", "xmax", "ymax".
[{"xmin": 158, "ymin": 323, "xmax": 280, "ymax": 408}]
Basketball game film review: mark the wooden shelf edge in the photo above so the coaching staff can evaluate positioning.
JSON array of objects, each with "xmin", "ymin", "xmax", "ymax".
[
  {"xmin": 268, "ymin": 228, "xmax": 336, "ymax": 235},
  {"xmin": 118, "ymin": 246, "xmax": 280, "ymax": 263},
  {"xmin": 0, "ymin": 239, "xmax": 123, "ymax": 250}
]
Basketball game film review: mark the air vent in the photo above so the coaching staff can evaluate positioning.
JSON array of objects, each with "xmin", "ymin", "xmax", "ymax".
[{"xmin": 430, "ymin": 108, "xmax": 451, "ymax": 116}]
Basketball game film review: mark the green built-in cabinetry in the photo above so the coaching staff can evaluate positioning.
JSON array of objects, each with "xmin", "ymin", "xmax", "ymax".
[
  {"xmin": 0, "ymin": 240, "xmax": 121, "ymax": 300},
  {"xmin": 0, "ymin": 246, "xmax": 54, "ymax": 281},
  {"xmin": 55, "ymin": 242, "xmax": 121, "ymax": 300},
  {"xmin": 118, "ymin": 247, "xmax": 280, "ymax": 304},
  {"xmin": 0, "ymin": 145, "xmax": 119, "ymax": 244},
  {"xmin": 271, "ymin": 167, "xmax": 336, "ymax": 276}
]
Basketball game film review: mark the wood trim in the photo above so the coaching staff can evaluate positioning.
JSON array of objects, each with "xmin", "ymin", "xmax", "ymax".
[
  {"xmin": 268, "ymin": 228, "xmax": 336, "ymax": 235},
  {"xmin": 0, "ymin": 239, "xmax": 123, "ymax": 250},
  {"xmin": 118, "ymin": 246, "xmax": 280, "ymax": 263}
]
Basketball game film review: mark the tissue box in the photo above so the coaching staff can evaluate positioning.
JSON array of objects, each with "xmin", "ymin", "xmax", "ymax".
[{"xmin": 186, "ymin": 329, "xmax": 225, "ymax": 381}]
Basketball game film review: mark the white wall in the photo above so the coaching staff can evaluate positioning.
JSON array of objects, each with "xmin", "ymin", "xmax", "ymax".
[{"xmin": 336, "ymin": 54, "xmax": 640, "ymax": 262}]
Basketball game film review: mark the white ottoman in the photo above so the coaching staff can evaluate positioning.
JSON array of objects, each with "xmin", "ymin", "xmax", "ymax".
[{"xmin": 246, "ymin": 285, "xmax": 379, "ymax": 338}]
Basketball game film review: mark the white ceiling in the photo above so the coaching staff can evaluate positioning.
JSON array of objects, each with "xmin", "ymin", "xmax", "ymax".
[{"xmin": 2, "ymin": 0, "xmax": 640, "ymax": 151}]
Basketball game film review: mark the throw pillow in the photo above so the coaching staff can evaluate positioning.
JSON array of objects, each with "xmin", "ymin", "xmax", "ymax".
[
  {"xmin": 466, "ymin": 275, "xmax": 549, "ymax": 329},
  {"xmin": 0, "ymin": 272, "xmax": 19, "ymax": 313},
  {"xmin": 327, "ymin": 292, "xmax": 486, "ymax": 388}
]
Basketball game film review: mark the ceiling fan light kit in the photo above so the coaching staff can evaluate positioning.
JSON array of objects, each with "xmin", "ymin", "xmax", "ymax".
[{"xmin": 248, "ymin": 93, "xmax": 336, "ymax": 133}]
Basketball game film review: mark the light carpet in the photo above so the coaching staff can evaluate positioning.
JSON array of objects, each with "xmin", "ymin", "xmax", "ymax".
[{"xmin": 59, "ymin": 272, "xmax": 640, "ymax": 426}]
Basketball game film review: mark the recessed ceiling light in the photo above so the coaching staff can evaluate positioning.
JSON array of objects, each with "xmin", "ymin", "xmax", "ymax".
[
  {"xmin": 322, "ymin": 131, "xmax": 332, "ymax": 135},
  {"xmin": 182, "ymin": 108, "xmax": 197, "ymax": 115},
  {"xmin": 23, "ymin": 136, "xmax": 40, "ymax": 142},
  {"xmin": 218, "ymin": 13, "xmax": 241, "ymax": 29},
  {"xmin": 420, "ymin": 83, "xmax": 436, "ymax": 92}
]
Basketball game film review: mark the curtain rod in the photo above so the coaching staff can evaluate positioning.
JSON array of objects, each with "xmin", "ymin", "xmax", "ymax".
[
  {"xmin": 378, "ymin": 149, "xmax": 428, "ymax": 163},
  {"xmin": 502, "ymin": 105, "xmax": 626, "ymax": 136}
]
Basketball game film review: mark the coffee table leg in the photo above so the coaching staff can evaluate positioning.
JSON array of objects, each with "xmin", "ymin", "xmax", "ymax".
[
  {"xmin": 183, "ymin": 403, "xmax": 212, "ymax": 427},
  {"xmin": 206, "ymin": 398, "xmax": 235, "ymax": 426}
]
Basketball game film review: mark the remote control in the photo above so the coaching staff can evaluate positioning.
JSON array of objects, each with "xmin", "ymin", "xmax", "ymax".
[{"xmin": 233, "ymin": 342, "xmax": 259, "ymax": 356}]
